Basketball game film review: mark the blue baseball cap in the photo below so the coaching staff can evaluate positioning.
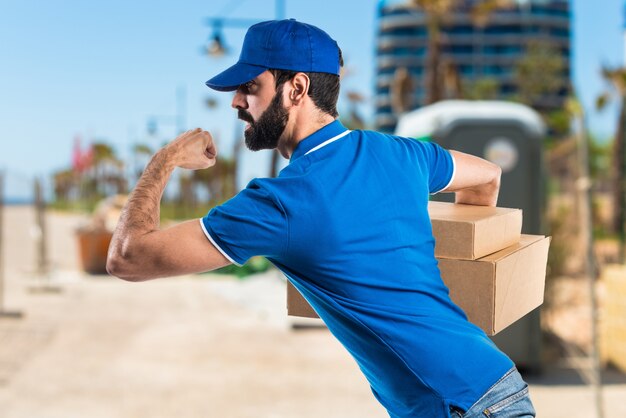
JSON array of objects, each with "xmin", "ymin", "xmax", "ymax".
[{"xmin": 205, "ymin": 19, "xmax": 340, "ymax": 92}]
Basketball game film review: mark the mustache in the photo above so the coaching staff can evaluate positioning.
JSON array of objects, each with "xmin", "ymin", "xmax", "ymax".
[{"xmin": 238, "ymin": 109, "xmax": 254, "ymax": 124}]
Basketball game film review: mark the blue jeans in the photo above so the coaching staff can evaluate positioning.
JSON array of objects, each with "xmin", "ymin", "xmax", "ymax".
[{"xmin": 449, "ymin": 367, "xmax": 535, "ymax": 417}]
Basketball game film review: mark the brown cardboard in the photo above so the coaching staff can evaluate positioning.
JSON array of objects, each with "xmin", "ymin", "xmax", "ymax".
[
  {"xmin": 428, "ymin": 201, "xmax": 522, "ymax": 260},
  {"xmin": 286, "ymin": 280, "xmax": 318, "ymax": 319},
  {"xmin": 287, "ymin": 235, "xmax": 551, "ymax": 336},
  {"xmin": 437, "ymin": 234, "xmax": 551, "ymax": 335}
]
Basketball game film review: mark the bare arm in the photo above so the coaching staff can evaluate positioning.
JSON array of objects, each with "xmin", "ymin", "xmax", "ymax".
[
  {"xmin": 106, "ymin": 128, "xmax": 230, "ymax": 282},
  {"xmin": 441, "ymin": 150, "xmax": 502, "ymax": 207}
]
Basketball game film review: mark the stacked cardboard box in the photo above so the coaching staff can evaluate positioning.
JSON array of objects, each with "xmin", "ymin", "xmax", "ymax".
[{"xmin": 287, "ymin": 202, "xmax": 551, "ymax": 336}]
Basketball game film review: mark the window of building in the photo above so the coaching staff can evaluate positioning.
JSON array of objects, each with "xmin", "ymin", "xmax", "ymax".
[
  {"xmin": 377, "ymin": 67, "xmax": 395, "ymax": 76},
  {"xmin": 444, "ymin": 45, "xmax": 474, "ymax": 54},
  {"xmin": 528, "ymin": 5, "xmax": 570, "ymax": 18},
  {"xmin": 448, "ymin": 25, "xmax": 474, "ymax": 35},
  {"xmin": 384, "ymin": 27, "xmax": 427, "ymax": 37},
  {"xmin": 484, "ymin": 25, "xmax": 522, "ymax": 35},
  {"xmin": 459, "ymin": 65, "xmax": 475, "ymax": 76},
  {"xmin": 482, "ymin": 45, "xmax": 522, "ymax": 55},
  {"xmin": 550, "ymin": 27, "xmax": 570, "ymax": 37},
  {"xmin": 388, "ymin": 47, "xmax": 426, "ymax": 56}
]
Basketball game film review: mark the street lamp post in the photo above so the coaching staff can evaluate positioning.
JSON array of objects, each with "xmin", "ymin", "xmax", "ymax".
[
  {"xmin": 202, "ymin": 1, "xmax": 287, "ymax": 179},
  {"xmin": 147, "ymin": 86, "xmax": 187, "ymax": 137},
  {"xmin": 203, "ymin": 0, "xmax": 286, "ymax": 57}
]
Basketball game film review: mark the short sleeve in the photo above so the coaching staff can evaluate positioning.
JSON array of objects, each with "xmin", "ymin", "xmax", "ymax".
[
  {"xmin": 200, "ymin": 180, "xmax": 289, "ymax": 266},
  {"xmin": 414, "ymin": 139, "xmax": 455, "ymax": 194}
]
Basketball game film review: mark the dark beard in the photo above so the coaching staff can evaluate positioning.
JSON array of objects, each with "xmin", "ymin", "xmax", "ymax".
[{"xmin": 239, "ymin": 89, "xmax": 289, "ymax": 151}]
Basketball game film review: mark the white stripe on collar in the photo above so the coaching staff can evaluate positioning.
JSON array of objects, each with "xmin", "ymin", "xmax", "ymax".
[{"xmin": 304, "ymin": 130, "xmax": 352, "ymax": 156}]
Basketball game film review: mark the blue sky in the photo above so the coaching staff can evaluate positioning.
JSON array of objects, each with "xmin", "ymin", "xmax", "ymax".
[{"xmin": 0, "ymin": 0, "xmax": 623, "ymax": 199}]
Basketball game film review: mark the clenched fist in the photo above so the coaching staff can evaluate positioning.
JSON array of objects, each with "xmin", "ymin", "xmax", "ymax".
[{"xmin": 165, "ymin": 128, "xmax": 217, "ymax": 170}]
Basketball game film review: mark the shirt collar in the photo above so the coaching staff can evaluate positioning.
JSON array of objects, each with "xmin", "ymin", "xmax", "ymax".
[{"xmin": 290, "ymin": 120, "xmax": 348, "ymax": 163}]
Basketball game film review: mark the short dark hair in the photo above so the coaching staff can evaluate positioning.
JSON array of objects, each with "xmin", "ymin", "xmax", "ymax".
[{"xmin": 269, "ymin": 48, "xmax": 343, "ymax": 118}]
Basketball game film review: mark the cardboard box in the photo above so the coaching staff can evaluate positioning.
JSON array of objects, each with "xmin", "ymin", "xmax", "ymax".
[
  {"xmin": 287, "ymin": 235, "xmax": 551, "ymax": 335},
  {"xmin": 429, "ymin": 201, "xmax": 522, "ymax": 260},
  {"xmin": 287, "ymin": 280, "xmax": 318, "ymax": 319},
  {"xmin": 437, "ymin": 234, "xmax": 550, "ymax": 335}
]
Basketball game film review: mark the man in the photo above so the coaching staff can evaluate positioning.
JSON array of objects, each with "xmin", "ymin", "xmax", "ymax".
[{"xmin": 108, "ymin": 19, "xmax": 535, "ymax": 418}]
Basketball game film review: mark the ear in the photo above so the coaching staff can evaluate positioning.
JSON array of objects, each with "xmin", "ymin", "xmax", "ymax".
[{"xmin": 288, "ymin": 73, "xmax": 310, "ymax": 104}]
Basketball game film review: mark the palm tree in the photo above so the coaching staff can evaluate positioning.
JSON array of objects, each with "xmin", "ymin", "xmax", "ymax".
[
  {"xmin": 338, "ymin": 55, "xmax": 369, "ymax": 130},
  {"xmin": 391, "ymin": 67, "xmax": 415, "ymax": 114},
  {"xmin": 405, "ymin": 0, "xmax": 514, "ymax": 106},
  {"xmin": 343, "ymin": 91, "xmax": 367, "ymax": 130},
  {"xmin": 514, "ymin": 40, "xmax": 567, "ymax": 108},
  {"xmin": 597, "ymin": 67, "xmax": 626, "ymax": 262},
  {"xmin": 470, "ymin": 0, "xmax": 516, "ymax": 28},
  {"xmin": 410, "ymin": 0, "xmax": 454, "ymax": 104},
  {"xmin": 178, "ymin": 172, "xmax": 197, "ymax": 218},
  {"xmin": 513, "ymin": 39, "xmax": 570, "ymax": 140},
  {"xmin": 463, "ymin": 78, "xmax": 499, "ymax": 100},
  {"xmin": 192, "ymin": 154, "xmax": 237, "ymax": 206},
  {"xmin": 53, "ymin": 168, "xmax": 76, "ymax": 203},
  {"xmin": 90, "ymin": 142, "xmax": 126, "ymax": 198}
]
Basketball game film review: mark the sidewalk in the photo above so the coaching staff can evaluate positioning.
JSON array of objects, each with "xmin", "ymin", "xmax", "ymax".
[
  {"xmin": 0, "ymin": 272, "xmax": 387, "ymax": 418},
  {"xmin": 1, "ymin": 207, "xmax": 625, "ymax": 417}
]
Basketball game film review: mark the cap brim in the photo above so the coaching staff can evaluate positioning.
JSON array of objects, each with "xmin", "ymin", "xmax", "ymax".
[{"xmin": 205, "ymin": 62, "xmax": 267, "ymax": 92}]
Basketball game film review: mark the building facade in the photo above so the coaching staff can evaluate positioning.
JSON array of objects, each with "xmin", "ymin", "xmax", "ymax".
[{"xmin": 375, "ymin": 0, "xmax": 571, "ymax": 132}]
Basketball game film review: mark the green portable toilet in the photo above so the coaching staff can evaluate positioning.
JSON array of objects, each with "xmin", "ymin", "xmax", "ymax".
[{"xmin": 396, "ymin": 100, "xmax": 546, "ymax": 373}]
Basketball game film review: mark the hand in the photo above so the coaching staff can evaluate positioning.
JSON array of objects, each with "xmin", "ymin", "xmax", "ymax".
[
  {"xmin": 165, "ymin": 128, "xmax": 217, "ymax": 170},
  {"xmin": 444, "ymin": 150, "xmax": 501, "ymax": 207}
]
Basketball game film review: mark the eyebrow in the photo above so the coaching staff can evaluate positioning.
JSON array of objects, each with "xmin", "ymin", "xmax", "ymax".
[{"xmin": 240, "ymin": 79, "xmax": 257, "ymax": 90}]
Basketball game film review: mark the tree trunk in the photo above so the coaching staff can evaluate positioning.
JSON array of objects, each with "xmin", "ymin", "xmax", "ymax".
[
  {"xmin": 613, "ymin": 98, "xmax": 626, "ymax": 262},
  {"xmin": 574, "ymin": 102, "xmax": 605, "ymax": 418},
  {"xmin": 424, "ymin": 18, "xmax": 443, "ymax": 105}
]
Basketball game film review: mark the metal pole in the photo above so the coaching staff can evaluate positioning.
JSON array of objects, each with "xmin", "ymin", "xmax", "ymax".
[
  {"xmin": 574, "ymin": 102, "xmax": 604, "ymax": 418},
  {"xmin": 0, "ymin": 171, "xmax": 23, "ymax": 318},
  {"xmin": 35, "ymin": 177, "xmax": 48, "ymax": 277},
  {"xmin": 176, "ymin": 85, "xmax": 187, "ymax": 135},
  {"xmin": 615, "ymin": 99, "xmax": 626, "ymax": 263},
  {"xmin": 29, "ymin": 177, "xmax": 59, "ymax": 293}
]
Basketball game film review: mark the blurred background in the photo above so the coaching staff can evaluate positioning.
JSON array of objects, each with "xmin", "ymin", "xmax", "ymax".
[{"xmin": 2, "ymin": 0, "xmax": 626, "ymax": 417}]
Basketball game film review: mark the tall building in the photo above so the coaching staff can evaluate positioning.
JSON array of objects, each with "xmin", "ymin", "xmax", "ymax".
[{"xmin": 375, "ymin": 0, "xmax": 571, "ymax": 132}]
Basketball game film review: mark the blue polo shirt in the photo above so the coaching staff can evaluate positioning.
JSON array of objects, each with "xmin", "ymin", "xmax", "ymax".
[{"xmin": 201, "ymin": 120, "xmax": 513, "ymax": 418}]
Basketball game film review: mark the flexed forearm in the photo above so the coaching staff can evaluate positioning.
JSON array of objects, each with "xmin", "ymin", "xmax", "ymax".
[
  {"xmin": 119, "ymin": 149, "xmax": 175, "ymax": 237},
  {"xmin": 107, "ymin": 148, "xmax": 178, "ymax": 277},
  {"xmin": 107, "ymin": 128, "xmax": 218, "ymax": 280}
]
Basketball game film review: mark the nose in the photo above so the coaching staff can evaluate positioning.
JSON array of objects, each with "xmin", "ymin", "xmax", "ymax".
[{"xmin": 231, "ymin": 90, "xmax": 248, "ymax": 110}]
